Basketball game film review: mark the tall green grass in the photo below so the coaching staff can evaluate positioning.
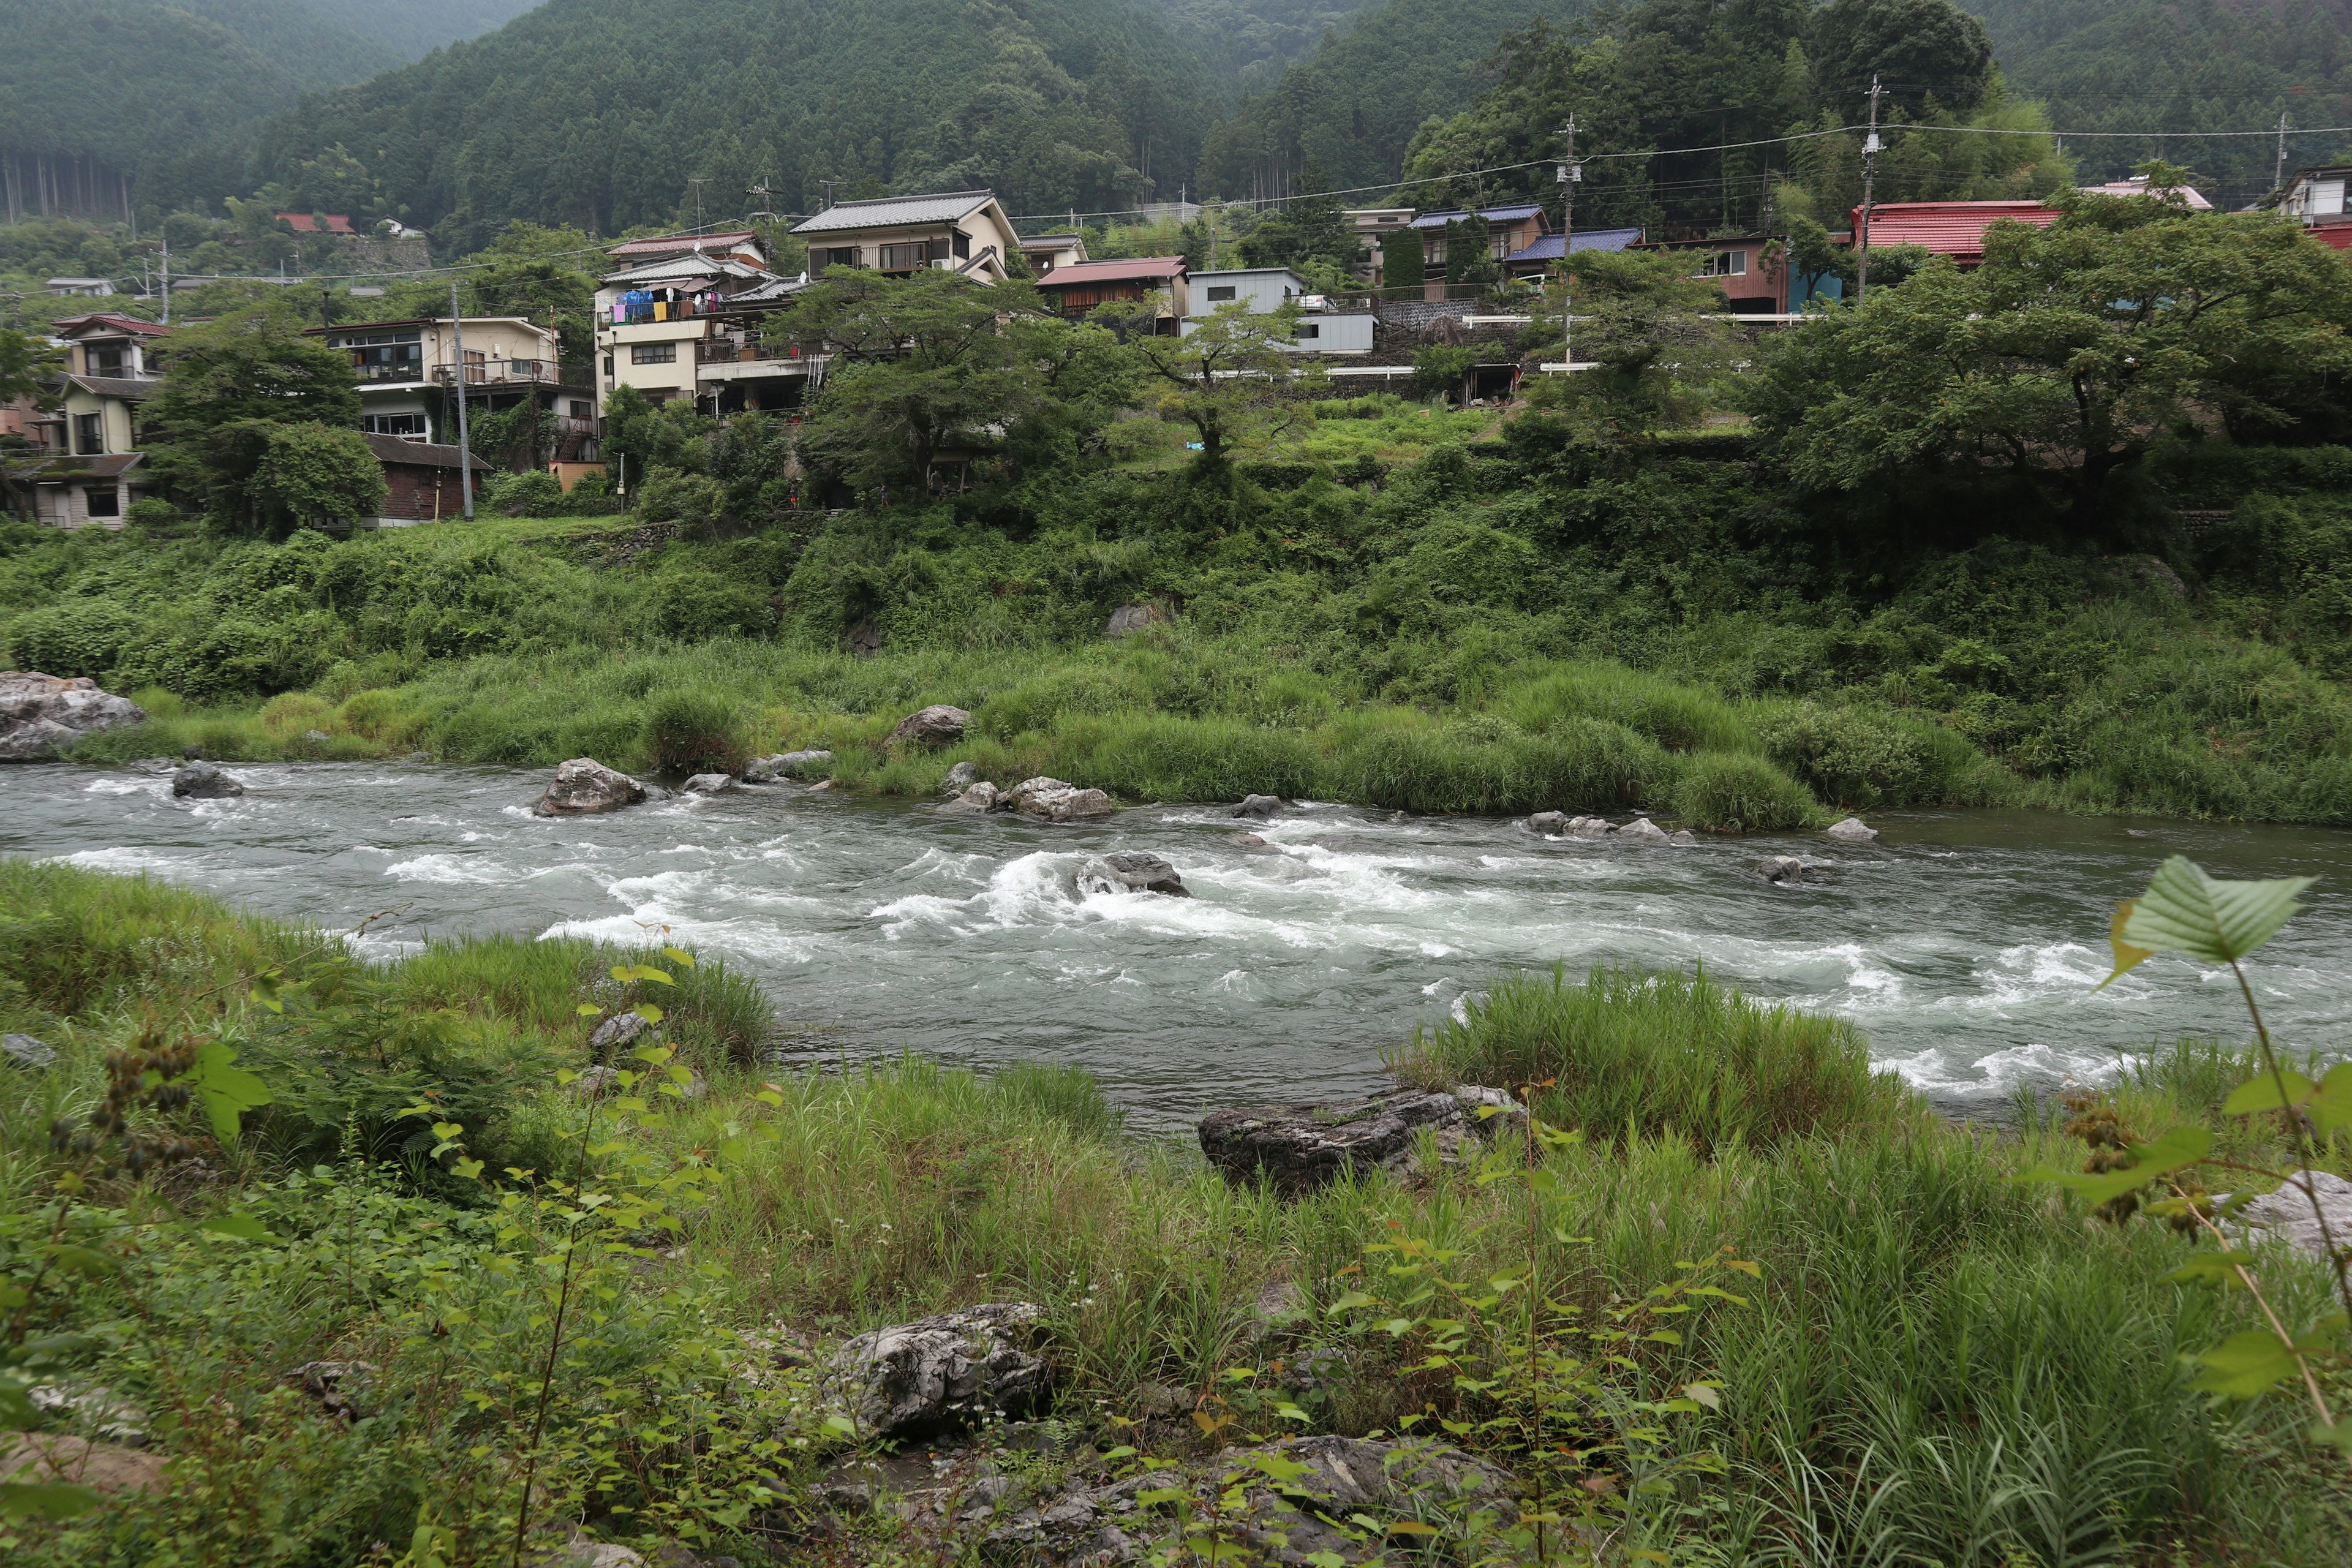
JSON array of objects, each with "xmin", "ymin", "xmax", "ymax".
[{"xmin": 1394, "ymin": 965, "xmax": 1915, "ymax": 1150}]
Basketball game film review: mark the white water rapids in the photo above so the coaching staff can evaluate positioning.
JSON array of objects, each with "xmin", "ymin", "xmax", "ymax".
[{"xmin": 7, "ymin": 761, "xmax": 2350, "ymax": 1129}]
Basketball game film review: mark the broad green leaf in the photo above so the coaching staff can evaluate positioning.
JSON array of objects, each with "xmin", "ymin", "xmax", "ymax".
[
  {"xmin": 186, "ymin": 1041, "xmax": 273, "ymax": 1143},
  {"xmin": 633, "ymin": 965, "xmax": 675, "ymax": 987},
  {"xmin": 635, "ymin": 1003, "xmax": 663, "ymax": 1025},
  {"xmin": 662, "ymin": 946, "xmax": 696, "ymax": 968},
  {"xmin": 2094, "ymin": 900, "xmax": 2157, "ymax": 991},
  {"xmin": 2023, "ymin": 1126, "xmax": 2212, "ymax": 1206},
  {"xmin": 0, "ymin": 1480, "xmax": 102, "ymax": 1519},
  {"xmin": 609, "ymin": 965, "xmax": 633, "ymax": 984},
  {"xmin": 2122, "ymin": 857, "xmax": 2313, "ymax": 967},
  {"xmin": 2163, "ymin": 1252, "xmax": 2251, "ymax": 1290},
  {"xmin": 200, "ymin": 1211, "xmax": 276, "ymax": 1243},
  {"xmin": 2310, "ymin": 1417, "xmax": 2352, "ymax": 1451},
  {"xmin": 2187, "ymin": 1329, "xmax": 2304, "ymax": 1399},
  {"xmin": 2304, "ymin": 1062, "xmax": 2352, "ymax": 1137},
  {"xmin": 821, "ymin": 1414, "xmax": 857, "ymax": 1437},
  {"xmin": 1385, "ymin": 1521, "xmax": 1439, "ymax": 1537},
  {"xmin": 576, "ymin": 1003, "xmax": 603, "ymax": 1017},
  {"xmin": 2222, "ymin": 1071, "xmax": 2316, "ymax": 1117},
  {"xmin": 1681, "ymin": 1382, "xmax": 1723, "ymax": 1411}
]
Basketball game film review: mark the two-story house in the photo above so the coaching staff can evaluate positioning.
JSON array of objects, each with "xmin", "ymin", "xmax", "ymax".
[
  {"xmin": 1408, "ymin": 203, "xmax": 1553, "ymax": 298},
  {"xmin": 1033, "ymin": 257, "xmax": 1189, "ymax": 329},
  {"xmin": 790, "ymin": 190, "xmax": 1021, "ymax": 282},
  {"xmin": 307, "ymin": 316, "xmax": 596, "ymax": 467},
  {"xmin": 592, "ymin": 233, "xmax": 813, "ymax": 420},
  {"xmin": 2272, "ymin": 166, "xmax": 2352, "ymax": 249},
  {"xmin": 23, "ymin": 314, "xmax": 168, "ymax": 528},
  {"xmin": 1182, "ymin": 267, "xmax": 1374, "ymax": 354}
]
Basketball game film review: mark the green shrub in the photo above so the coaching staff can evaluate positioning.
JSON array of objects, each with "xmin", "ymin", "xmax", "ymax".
[
  {"xmin": 484, "ymin": 469, "xmax": 567, "ymax": 518},
  {"xmin": 7, "ymin": 598, "xmax": 138, "ymax": 677},
  {"xmin": 1755, "ymin": 701, "xmax": 1960, "ymax": 809},
  {"xmin": 1671, "ymin": 750, "xmax": 1815, "ymax": 832},
  {"xmin": 652, "ymin": 573, "xmax": 776, "ymax": 640},
  {"xmin": 1395, "ymin": 965, "xmax": 1910, "ymax": 1150},
  {"xmin": 642, "ymin": 687, "xmax": 748, "ymax": 776},
  {"xmin": 1044, "ymin": 711, "xmax": 1320, "ymax": 801},
  {"xmin": 1498, "ymin": 662, "xmax": 1756, "ymax": 753}
]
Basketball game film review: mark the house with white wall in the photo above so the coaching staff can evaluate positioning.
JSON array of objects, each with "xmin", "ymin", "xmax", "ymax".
[{"xmin": 790, "ymin": 191, "xmax": 1021, "ymax": 282}]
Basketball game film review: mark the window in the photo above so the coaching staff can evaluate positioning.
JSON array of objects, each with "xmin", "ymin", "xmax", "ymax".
[
  {"xmin": 88, "ymin": 345, "xmax": 125, "ymax": 377},
  {"xmin": 630, "ymin": 343, "xmax": 677, "ymax": 365},
  {"xmin": 73, "ymin": 413, "xmax": 102, "ymax": 455},
  {"xmin": 85, "ymin": 486, "xmax": 120, "ymax": 519},
  {"xmin": 952, "ymin": 230, "xmax": 971, "ymax": 260},
  {"xmin": 603, "ymin": 355, "xmax": 614, "ymax": 377},
  {"xmin": 331, "ymin": 326, "xmax": 423, "ymax": 381},
  {"xmin": 363, "ymin": 413, "xmax": 429, "ymax": 439},
  {"xmin": 880, "ymin": 240, "xmax": 938, "ymax": 270},
  {"xmin": 568, "ymin": 400, "xmax": 591, "ymax": 418},
  {"xmin": 1206, "ymin": 285, "xmax": 1236, "ymax": 302},
  {"xmin": 813, "ymin": 246, "xmax": 859, "ymax": 273},
  {"xmin": 1695, "ymin": 250, "xmax": 1748, "ymax": 278},
  {"xmin": 2313, "ymin": 179, "xmax": 2347, "ymax": 217},
  {"xmin": 1294, "ymin": 323, "xmax": 1319, "ymax": 339}
]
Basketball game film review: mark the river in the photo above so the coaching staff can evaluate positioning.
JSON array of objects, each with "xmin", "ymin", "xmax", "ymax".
[{"xmin": 5, "ymin": 761, "xmax": 2348, "ymax": 1128}]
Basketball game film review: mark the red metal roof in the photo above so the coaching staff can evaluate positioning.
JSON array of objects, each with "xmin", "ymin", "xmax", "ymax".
[
  {"xmin": 1851, "ymin": 201, "xmax": 2060, "ymax": 263},
  {"xmin": 1033, "ymin": 257, "xmax": 1187, "ymax": 286},
  {"xmin": 277, "ymin": 213, "xmax": 358, "ymax": 235},
  {"xmin": 2309, "ymin": 221, "xmax": 2352, "ymax": 251},
  {"xmin": 51, "ymin": 313, "xmax": 166, "ymax": 338}
]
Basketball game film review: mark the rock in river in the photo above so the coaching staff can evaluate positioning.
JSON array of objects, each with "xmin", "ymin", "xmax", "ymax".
[
  {"xmin": 941, "ymin": 760, "xmax": 979, "ymax": 794},
  {"xmin": 534, "ymin": 758, "xmax": 647, "ymax": 816},
  {"xmin": 1006, "ymin": 776, "xmax": 1114, "ymax": 822},
  {"xmin": 1230, "ymin": 794, "xmax": 1283, "ymax": 820},
  {"xmin": 1528, "ymin": 810, "xmax": 1567, "ymax": 834},
  {"xmin": 1825, "ymin": 816, "xmax": 1879, "ymax": 843},
  {"xmin": 1198, "ymin": 1088, "xmax": 1466, "ymax": 1196},
  {"xmin": 940, "ymin": 781, "xmax": 1001, "ymax": 814},
  {"xmin": 171, "ymin": 760, "xmax": 244, "ymax": 799},
  {"xmin": 886, "ymin": 706, "xmax": 970, "ymax": 749},
  {"xmin": 825, "ymin": 1302, "xmax": 1053, "ymax": 1440},
  {"xmin": 1074, "ymin": 851, "xmax": 1189, "ymax": 897},
  {"xmin": 0, "ymin": 671, "xmax": 146, "ymax": 761},
  {"xmin": 682, "ymin": 772, "xmax": 736, "ymax": 794},
  {"xmin": 1613, "ymin": 815, "xmax": 1670, "ymax": 842},
  {"xmin": 749, "ymin": 748, "xmax": 832, "ymax": 780}
]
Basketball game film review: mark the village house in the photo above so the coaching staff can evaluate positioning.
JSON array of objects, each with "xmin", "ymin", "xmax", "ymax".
[
  {"xmin": 1033, "ymin": 257, "xmax": 1189, "ymax": 328},
  {"xmin": 790, "ymin": 190, "xmax": 1021, "ymax": 282},
  {"xmin": 45, "ymin": 277, "xmax": 115, "ymax": 298},
  {"xmin": 18, "ymin": 314, "xmax": 169, "ymax": 527},
  {"xmin": 1183, "ymin": 266, "xmax": 1375, "ymax": 354},
  {"xmin": 2270, "ymin": 167, "xmax": 2352, "ymax": 249},
  {"xmin": 1640, "ymin": 233, "xmax": 1795, "ymax": 313},
  {"xmin": 1017, "ymin": 232, "xmax": 1088, "ymax": 274},
  {"xmin": 364, "ymin": 432, "xmax": 494, "ymax": 527},
  {"xmin": 1851, "ymin": 200, "xmax": 2062, "ymax": 268},
  {"xmin": 1409, "ymin": 203, "xmax": 1553, "ymax": 298},
  {"xmin": 305, "ymin": 316, "xmax": 597, "ymax": 469},
  {"xmin": 1506, "ymin": 225, "xmax": 1643, "ymax": 282},
  {"xmin": 1343, "ymin": 208, "xmax": 1416, "ymax": 285},
  {"xmin": 592, "ymin": 230, "xmax": 813, "ymax": 420}
]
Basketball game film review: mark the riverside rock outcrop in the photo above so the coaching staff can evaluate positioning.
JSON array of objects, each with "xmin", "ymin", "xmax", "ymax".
[
  {"xmin": 748, "ymin": 749, "xmax": 832, "ymax": 781},
  {"xmin": 533, "ymin": 758, "xmax": 649, "ymax": 816},
  {"xmin": 825, "ymin": 1303, "xmax": 1053, "ymax": 1439},
  {"xmin": 1197, "ymin": 1089, "xmax": 1467, "ymax": 1195},
  {"xmin": 1074, "ymin": 851, "xmax": 1189, "ymax": 897},
  {"xmin": 2233, "ymin": 1170, "xmax": 2352, "ymax": 1263},
  {"xmin": 887, "ymin": 706, "xmax": 970, "ymax": 749},
  {"xmin": 0, "ymin": 672, "xmax": 146, "ymax": 761},
  {"xmin": 1006, "ymin": 777, "xmax": 1114, "ymax": 822},
  {"xmin": 1230, "ymin": 794, "xmax": 1283, "ymax": 820}
]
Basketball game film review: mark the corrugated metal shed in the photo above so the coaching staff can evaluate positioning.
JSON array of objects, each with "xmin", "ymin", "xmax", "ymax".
[{"xmin": 1853, "ymin": 201, "xmax": 2060, "ymax": 263}]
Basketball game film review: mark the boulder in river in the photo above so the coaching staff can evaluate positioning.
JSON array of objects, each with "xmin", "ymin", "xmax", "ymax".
[
  {"xmin": 1757, "ymin": 855, "xmax": 1820, "ymax": 885},
  {"xmin": 1568, "ymin": 815, "xmax": 1610, "ymax": 839},
  {"xmin": 1230, "ymin": 794, "xmax": 1283, "ymax": 821},
  {"xmin": 682, "ymin": 773, "xmax": 736, "ymax": 794},
  {"xmin": 940, "ymin": 782, "xmax": 1001, "ymax": 814},
  {"xmin": 1825, "ymin": 816, "xmax": 1879, "ymax": 844},
  {"xmin": 1006, "ymin": 777, "xmax": 1114, "ymax": 822},
  {"xmin": 0, "ymin": 671, "xmax": 146, "ymax": 762},
  {"xmin": 750, "ymin": 748, "xmax": 832, "ymax": 780},
  {"xmin": 2231, "ymin": 1170, "xmax": 2352, "ymax": 1264},
  {"xmin": 1613, "ymin": 816, "xmax": 1670, "ymax": 843},
  {"xmin": 825, "ymin": 1302, "xmax": 1053, "ymax": 1439},
  {"xmin": 941, "ymin": 760, "xmax": 979, "ymax": 794},
  {"xmin": 1075, "ymin": 851, "xmax": 1189, "ymax": 897},
  {"xmin": 534, "ymin": 758, "xmax": 647, "ymax": 816},
  {"xmin": 1198, "ymin": 1088, "xmax": 1466, "ymax": 1196},
  {"xmin": 886, "ymin": 706, "xmax": 970, "ymax": 749},
  {"xmin": 171, "ymin": 760, "xmax": 244, "ymax": 799},
  {"xmin": 1527, "ymin": 811, "xmax": 1567, "ymax": 834}
]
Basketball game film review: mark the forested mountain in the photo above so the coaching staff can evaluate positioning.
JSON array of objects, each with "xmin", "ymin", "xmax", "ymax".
[
  {"xmin": 296, "ymin": 0, "xmax": 545, "ymax": 66},
  {"xmin": 253, "ymin": 0, "xmax": 1218, "ymax": 251},
  {"xmin": 175, "ymin": 0, "xmax": 398, "ymax": 85},
  {"xmin": 1196, "ymin": 0, "xmax": 1590, "ymax": 196},
  {"xmin": 1140, "ymin": 0, "xmax": 1377, "ymax": 92},
  {"xmin": 1964, "ymin": 0, "xmax": 2352, "ymax": 203}
]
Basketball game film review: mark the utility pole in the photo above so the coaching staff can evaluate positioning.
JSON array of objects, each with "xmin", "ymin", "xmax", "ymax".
[
  {"xmin": 818, "ymin": 178, "xmax": 841, "ymax": 212},
  {"xmin": 448, "ymin": 280, "xmax": 475, "ymax": 521},
  {"xmin": 159, "ymin": 234, "xmax": 170, "ymax": 326},
  {"xmin": 2277, "ymin": 110, "xmax": 2292, "ymax": 195},
  {"xmin": 689, "ymin": 176, "xmax": 708, "ymax": 233},
  {"xmin": 321, "ymin": 282, "xmax": 333, "ymax": 331},
  {"xmin": 1557, "ymin": 116, "xmax": 1579, "ymax": 371},
  {"xmin": 1856, "ymin": 74, "xmax": 1885, "ymax": 304}
]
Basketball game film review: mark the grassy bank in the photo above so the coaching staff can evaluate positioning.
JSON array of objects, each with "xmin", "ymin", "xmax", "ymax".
[
  {"xmin": 2, "ymin": 861, "xmax": 2347, "ymax": 1564},
  {"xmin": 10, "ymin": 426, "xmax": 2352, "ymax": 826}
]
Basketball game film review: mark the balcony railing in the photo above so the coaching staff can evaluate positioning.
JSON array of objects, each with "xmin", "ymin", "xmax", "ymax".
[
  {"xmin": 355, "ymin": 360, "xmax": 426, "ymax": 384},
  {"xmin": 430, "ymin": 360, "xmax": 584, "ymax": 388}
]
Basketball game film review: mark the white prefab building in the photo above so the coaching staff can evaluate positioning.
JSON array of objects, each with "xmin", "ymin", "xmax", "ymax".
[{"xmin": 1182, "ymin": 266, "xmax": 1373, "ymax": 354}]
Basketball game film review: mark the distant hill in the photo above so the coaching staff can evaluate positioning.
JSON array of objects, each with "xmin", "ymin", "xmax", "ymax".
[
  {"xmin": 1140, "ymin": 0, "xmax": 1378, "ymax": 92},
  {"xmin": 254, "ymin": 0, "xmax": 1221, "ymax": 251},
  {"xmin": 296, "ymin": 0, "xmax": 545, "ymax": 66},
  {"xmin": 1195, "ymin": 0, "xmax": 1591, "ymax": 196},
  {"xmin": 1962, "ymin": 0, "xmax": 2352, "ymax": 205}
]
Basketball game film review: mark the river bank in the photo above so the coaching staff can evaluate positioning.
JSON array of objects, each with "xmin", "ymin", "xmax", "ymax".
[{"xmin": 0, "ymin": 858, "xmax": 2346, "ymax": 1565}]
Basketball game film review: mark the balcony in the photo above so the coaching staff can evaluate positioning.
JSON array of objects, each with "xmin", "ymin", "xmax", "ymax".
[
  {"xmin": 355, "ymin": 360, "xmax": 426, "ymax": 384},
  {"xmin": 430, "ymin": 359, "xmax": 586, "ymax": 389}
]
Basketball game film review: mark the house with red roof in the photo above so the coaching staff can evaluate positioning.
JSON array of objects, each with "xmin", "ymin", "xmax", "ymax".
[
  {"xmin": 1031, "ymin": 256, "xmax": 1190, "ymax": 329},
  {"xmin": 1850, "ymin": 200, "xmax": 2061, "ymax": 268},
  {"xmin": 276, "ymin": 213, "xmax": 359, "ymax": 235}
]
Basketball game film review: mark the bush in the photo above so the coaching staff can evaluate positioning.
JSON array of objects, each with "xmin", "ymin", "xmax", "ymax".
[
  {"xmin": 641, "ymin": 686, "xmax": 748, "ymax": 776},
  {"xmin": 1671, "ymin": 750, "xmax": 1815, "ymax": 832},
  {"xmin": 1323, "ymin": 717, "xmax": 1668, "ymax": 815},
  {"xmin": 635, "ymin": 468, "xmax": 723, "ymax": 533},
  {"xmin": 1757, "ymin": 701, "xmax": 1956, "ymax": 809},
  {"xmin": 483, "ymin": 469, "xmax": 566, "ymax": 518},
  {"xmin": 652, "ymin": 571, "xmax": 776, "ymax": 641},
  {"xmin": 7, "ymin": 598, "xmax": 137, "ymax": 677},
  {"xmin": 1499, "ymin": 663, "xmax": 1755, "ymax": 753},
  {"xmin": 1395, "ymin": 965, "xmax": 1910, "ymax": 1150}
]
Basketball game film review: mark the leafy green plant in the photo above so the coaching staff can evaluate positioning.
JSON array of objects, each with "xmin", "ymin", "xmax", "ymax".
[{"xmin": 2026, "ymin": 856, "xmax": 2352, "ymax": 1464}]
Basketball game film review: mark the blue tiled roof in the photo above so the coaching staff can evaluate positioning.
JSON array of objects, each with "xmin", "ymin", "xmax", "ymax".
[{"xmin": 1506, "ymin": 228, "xmax": 1645, "ymax": 262}]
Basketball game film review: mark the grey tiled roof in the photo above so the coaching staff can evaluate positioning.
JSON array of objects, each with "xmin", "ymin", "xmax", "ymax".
[
  {"xmin": 793, "ymin": 191, "xmax": 996, "ymax": 235},
  {"xmin": 67, "ymin": 375, "xmax": 159, "ymax": 401}
]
